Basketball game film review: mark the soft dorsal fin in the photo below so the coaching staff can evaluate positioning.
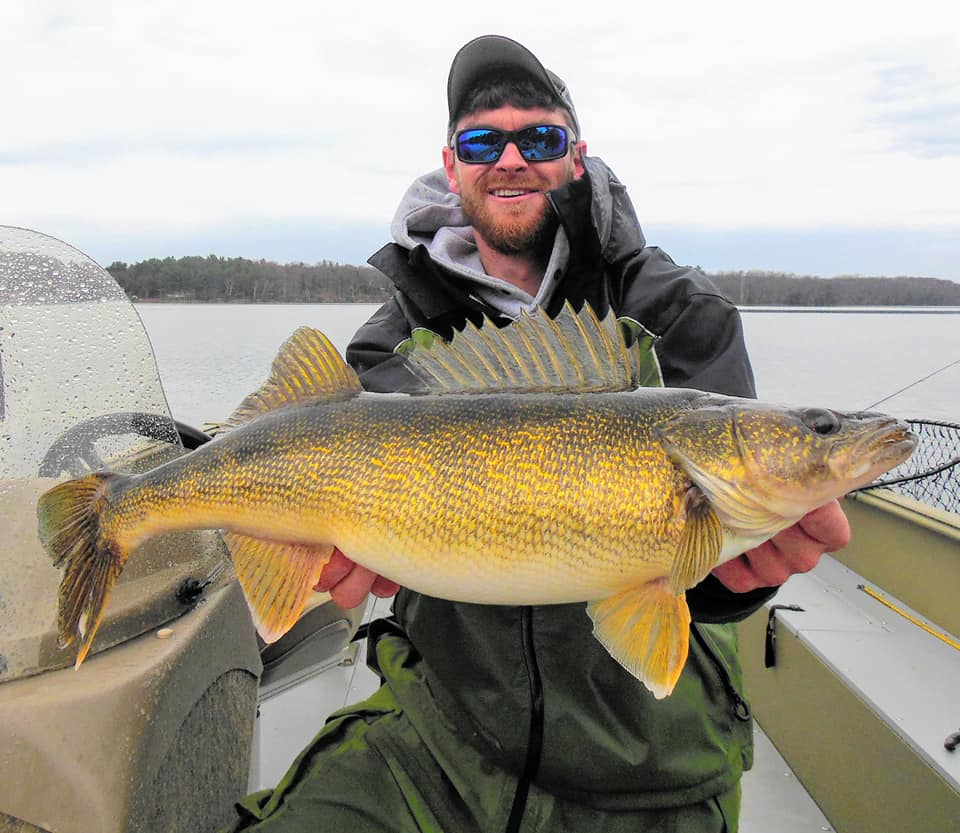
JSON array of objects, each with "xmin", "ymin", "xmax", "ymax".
[
  {"xmin": 403, "ymin": 301, "xmax": 662, "ymax": 394},
  {"xmin": 213, "ymin": 326, "xmax": 361, "ymax": 434}
]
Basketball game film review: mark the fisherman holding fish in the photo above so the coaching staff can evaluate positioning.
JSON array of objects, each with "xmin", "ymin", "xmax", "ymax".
[
  {"xmin": 38, "ymin": 33, "xmax": 903, "ymax": 833},
  {"xmin": 222, "ymin": 35, "xmax": 853, "ymax": 832}
]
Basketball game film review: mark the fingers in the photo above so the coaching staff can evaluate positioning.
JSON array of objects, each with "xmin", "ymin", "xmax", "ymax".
[
  {"xmin": 795, "ymin": 500, "xmax": 851, "ymax": 552},
  {"xmin": 329, "ymin": 563, "xmax": 382, "ymax": 609},
  {"xmin": 741, "ymin": 538, "xmax": 802, "ymax": 588},
  {"xmin": 371, "ymin": 575, "xmax": 402, "ymax": 598},
  {"xmin": 711, "ymin": 543, "xmax": 777, "ymax": 593},
  {"xmin": 314, "ymin": 547, "xmax": 354, "ymax": 592},
  {"xmin": 313, "ymin": 547, "xmax": 400, "ymax": 609},
  {"xmin": 712, "ymin": 500, "xmax": 851, "ymax": 593}
]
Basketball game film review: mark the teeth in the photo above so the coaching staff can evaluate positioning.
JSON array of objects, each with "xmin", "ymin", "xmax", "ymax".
[{"xmin": 492, "ymin": 189, "xmax": 530, "ymax": 197}]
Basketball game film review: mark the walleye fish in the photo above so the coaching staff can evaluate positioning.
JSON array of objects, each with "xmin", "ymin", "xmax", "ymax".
[{"xmin": 37, "ymin": 303, "xmax": 915, "ymax": 697}]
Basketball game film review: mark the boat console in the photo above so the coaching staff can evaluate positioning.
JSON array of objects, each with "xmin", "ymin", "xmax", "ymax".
[{"xmin": 0, "ymin": 227, "xmax": 361, "ymax": 833}]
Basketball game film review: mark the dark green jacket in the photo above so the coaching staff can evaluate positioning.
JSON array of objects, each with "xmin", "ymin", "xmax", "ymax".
[{"xmin": 345, "ymin": 158, "xmax": 772, "ymax": 810}]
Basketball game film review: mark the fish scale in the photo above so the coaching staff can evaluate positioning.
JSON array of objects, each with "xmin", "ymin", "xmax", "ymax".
[{"xmin": 37, "ymin": 302, "xmax": 916, "ymax": 697}]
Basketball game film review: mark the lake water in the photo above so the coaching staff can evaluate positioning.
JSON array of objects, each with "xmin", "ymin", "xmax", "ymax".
[{"xmin": 135, "ymin": 303, "xmax": 960, "ymax": 429}]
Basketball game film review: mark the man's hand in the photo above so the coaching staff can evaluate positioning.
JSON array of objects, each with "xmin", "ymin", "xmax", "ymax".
[
  {"xmin": 711, "ymin": 500, "xmax": 851, "ymax": 593},
  {"xmin": 314, "ymin": 547, "xmax": 401, "ymax": 609}
]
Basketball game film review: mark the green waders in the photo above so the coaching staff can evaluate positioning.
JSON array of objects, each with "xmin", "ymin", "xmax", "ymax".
[{"xmin": 223, "ymin": 633, "xmax": 740, "ymax": 833}]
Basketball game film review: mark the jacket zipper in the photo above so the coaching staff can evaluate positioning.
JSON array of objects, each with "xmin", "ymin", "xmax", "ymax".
[
  {"xmin": 503, "ymin": 618, "xmax": 746, "ymax": 832},
  {"xmin": 691, "ymin": 623, "xmax": 752, "ymax": 721},
  {"xmin": 504, "ymin": 606, "xmax": 544, "ymax": 833}
]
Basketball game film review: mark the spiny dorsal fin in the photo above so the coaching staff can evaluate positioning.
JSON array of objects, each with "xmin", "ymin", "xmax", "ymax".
[
  {"xmin": 213, "ymin": 327, "xmax": 361, "ymax": 434},
  {"xmin": 403, "ymin": 301, "xmax": 662, "ymax": 394}
]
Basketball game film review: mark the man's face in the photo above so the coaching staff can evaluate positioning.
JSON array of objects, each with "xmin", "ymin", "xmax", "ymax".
[{"xmin": 442, "ymin": 105, "xmax": 586, "ymax": 256}]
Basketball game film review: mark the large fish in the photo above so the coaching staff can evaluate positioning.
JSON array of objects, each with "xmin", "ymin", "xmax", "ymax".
[{"xmin": 37, "ymin": 304, "xmax": 915, "ymax": 697}]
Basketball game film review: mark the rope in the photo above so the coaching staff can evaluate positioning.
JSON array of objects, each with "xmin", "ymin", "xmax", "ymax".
[{"xmin": 858, "ymin": 584, "xmax": 960, "ymax": 653}]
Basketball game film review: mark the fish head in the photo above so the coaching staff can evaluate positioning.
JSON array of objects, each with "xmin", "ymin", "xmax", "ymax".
[{"xmin": 656, "ymin": 397, "xmax": 917, "ymax": 537}]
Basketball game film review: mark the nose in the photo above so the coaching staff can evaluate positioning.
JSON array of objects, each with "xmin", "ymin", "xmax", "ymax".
[{"xmin": 496, "ymin": 141, "xmax": 528, "ymax": 171}]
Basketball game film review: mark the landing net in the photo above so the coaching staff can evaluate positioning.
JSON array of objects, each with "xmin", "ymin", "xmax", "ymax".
[{"xmin": 856, "ymin": 420, "xmax": 960, "ymax": 517}]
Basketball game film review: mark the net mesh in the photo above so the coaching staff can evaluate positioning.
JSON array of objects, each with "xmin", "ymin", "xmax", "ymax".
[{"xmin": 856, "ymin": 420, "xmax": 960, "ymax": 516}]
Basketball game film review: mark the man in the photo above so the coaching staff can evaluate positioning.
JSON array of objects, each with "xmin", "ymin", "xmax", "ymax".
[{"xmin": 227, "ymin": 35, "xmax": 849, "ymax": 832}]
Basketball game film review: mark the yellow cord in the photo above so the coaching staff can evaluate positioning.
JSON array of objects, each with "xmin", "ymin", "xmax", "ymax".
[{"xmin": 858, "ymin": 584, "xmax": 960, "ymax": 652}]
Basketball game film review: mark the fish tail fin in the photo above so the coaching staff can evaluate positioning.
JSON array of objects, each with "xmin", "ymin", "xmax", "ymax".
[
  {"xmin": 222, "ymin": 532, "xmax": 335, "ymax": 643},
  {"xmin": 37, "ymin": 472, "xmax": 127, "ymax": 668},
  {"xmin": 587, "ymin": 580, "xmax": 691, "ymax": 699}
]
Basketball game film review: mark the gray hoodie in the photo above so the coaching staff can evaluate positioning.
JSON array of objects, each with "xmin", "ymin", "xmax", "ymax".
[{"xmin": 386, "ymin": 158, "xmax": 625, "ymax": 318}]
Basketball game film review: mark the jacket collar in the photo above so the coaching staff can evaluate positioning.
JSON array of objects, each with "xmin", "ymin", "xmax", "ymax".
[
  {"xmin": 367, "ymin": 157, "xmax": 648, "ymax": 322},
  {"xmin": 367, "ymin": 242, "xmax": 494, "ymax": 323}
]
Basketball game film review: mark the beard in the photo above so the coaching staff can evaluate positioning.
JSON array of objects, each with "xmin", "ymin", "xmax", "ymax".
[{"xmin": 458, "ymin": 179, "xmax": 560, "ymax": 256}]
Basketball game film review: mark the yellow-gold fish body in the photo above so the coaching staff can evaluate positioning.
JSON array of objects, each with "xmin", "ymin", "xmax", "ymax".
[{"xmin": 37, "ymin": 303, "xmax": 916, "ymax": 697}]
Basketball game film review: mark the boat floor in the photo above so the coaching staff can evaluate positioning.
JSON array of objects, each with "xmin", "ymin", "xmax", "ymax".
[{"xmin": 254, "ymin": 597, "xmax": 833, "ymax": 832}]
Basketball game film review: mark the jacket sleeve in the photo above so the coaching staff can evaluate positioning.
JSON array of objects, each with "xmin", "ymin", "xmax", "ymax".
[
  {"xmin": 617, "ymin": 246, "xmax": 756, "ymax": 397},
  {"xmin": 616, "ymin": 246, "xmax": 777, "ymax": 622}
]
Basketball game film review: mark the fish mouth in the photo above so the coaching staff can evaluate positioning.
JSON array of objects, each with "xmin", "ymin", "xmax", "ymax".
[{"xmin": 833, "ymin": 416, "xmax": 917, "ymax": 484}]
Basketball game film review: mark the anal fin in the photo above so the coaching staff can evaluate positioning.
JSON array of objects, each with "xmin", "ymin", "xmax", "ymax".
[
  {"xmin": 222, "ymin": 532, "xmax": 335, "ymax": 643},
  {"xmin": 587, "ymin": 581, "xmax": 691, "ymax": 699}
]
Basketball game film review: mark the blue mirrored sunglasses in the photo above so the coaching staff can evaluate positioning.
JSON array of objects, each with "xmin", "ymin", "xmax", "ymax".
[{"xmin": 454, "ymin": 124, "xmax": 571, "ymax": 164}]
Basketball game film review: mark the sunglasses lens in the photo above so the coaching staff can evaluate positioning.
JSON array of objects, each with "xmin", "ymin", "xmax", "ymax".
[
  {"xmin": 456, "ymin": 129, "xmax": 504, "ymax": 164},
  {"xmin": 518, "ymin": 125, "xmax": 568, "ymax": 161},
  {"xmin": 456, "ymin": 126, "xmax": 570, "ymax": 163}
]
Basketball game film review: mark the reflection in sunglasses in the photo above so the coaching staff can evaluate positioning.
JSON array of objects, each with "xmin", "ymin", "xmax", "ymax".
[{"xmin": 455, "ymin": 125, "xmax": 570, "ymax": 164}]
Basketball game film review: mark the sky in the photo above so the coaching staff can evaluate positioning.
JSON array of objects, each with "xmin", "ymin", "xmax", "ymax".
[{"xmin": 2, "ymin": 1, "xmax": 958, "ymax": 279}]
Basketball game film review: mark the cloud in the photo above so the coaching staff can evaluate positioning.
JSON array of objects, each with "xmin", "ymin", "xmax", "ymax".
[
  {"xmin": 868, "ymin": 55, "xmax": 960, "ymax": 159},
  {"xmin": 2, "ymin": 0, "xmax": 958, "ymax": 275},
  {"xmin": 646, "ymin": 224, "xmax": 960, "ymax": 280}
]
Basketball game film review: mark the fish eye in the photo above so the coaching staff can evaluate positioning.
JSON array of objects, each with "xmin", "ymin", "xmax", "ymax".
[{"xmin": 801, "ymin": 408, "xmax": 841, "ymax": 435}]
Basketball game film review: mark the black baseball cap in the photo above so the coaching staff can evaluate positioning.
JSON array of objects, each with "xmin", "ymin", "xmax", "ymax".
[{"xmin": 446, "ymin": 35, "xmax": 580, "ymax": 138}]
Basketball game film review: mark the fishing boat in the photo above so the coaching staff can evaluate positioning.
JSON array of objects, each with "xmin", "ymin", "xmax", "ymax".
[{"xmin": 1, "ymin": 226, "xmax": 957, "ymax": 832}]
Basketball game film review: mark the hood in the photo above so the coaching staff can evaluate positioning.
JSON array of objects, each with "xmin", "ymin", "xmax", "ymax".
[
  {"xmin": 387, "ymin": 156, "xmax": 643, "ymax": 317},
  {"xmin": 581, "ymin": 156, "xmax": 647, "ymax": 263}
]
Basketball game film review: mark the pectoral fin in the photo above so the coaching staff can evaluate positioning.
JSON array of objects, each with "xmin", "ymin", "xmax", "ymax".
[
  {"xmin": 587, "ymin": 580, "xmax": 691, "ymax": 699},
  {"xmin": 222, "ymin": 532, "xmax": 335, "ymax": 643},
  {"xmin": 668, "ymin": 488, "xmax": 723, "ymax": 594}
]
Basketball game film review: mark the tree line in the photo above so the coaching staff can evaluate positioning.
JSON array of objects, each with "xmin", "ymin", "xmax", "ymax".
[
  {"xmin": 106, "ymin": 256, "xmax": 960, "ymax": 306},
  {"xmin": 107, "ymin": 255, "xmax": 393, "ymax": 303},
  {"xmin": 708, "ymin": 270, "xmax": 960, "ymax": 307}
]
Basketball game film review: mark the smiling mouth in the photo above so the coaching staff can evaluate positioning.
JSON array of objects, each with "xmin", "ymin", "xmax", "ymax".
[{"xmin": 490, "ymin": 188, "xmax": 539, "ymax": 198}]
